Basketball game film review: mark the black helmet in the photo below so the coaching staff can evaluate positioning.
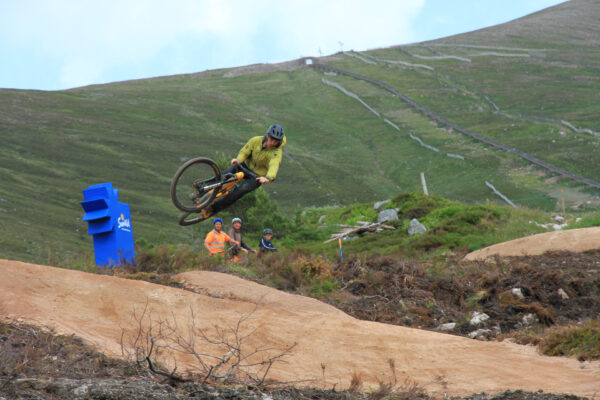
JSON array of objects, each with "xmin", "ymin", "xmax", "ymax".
[
  {"xmin": 266, "ymin": 124, "xmax": 284, "ymax": 141},
  {"xmin": 263, "ymin": 228, "xmax": 273, "ymax": 235}
]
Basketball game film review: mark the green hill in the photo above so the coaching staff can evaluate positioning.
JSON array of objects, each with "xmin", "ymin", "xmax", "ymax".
[{"xmin": 1, "ymin": 0, "xmax": 599, "ymax": 262}]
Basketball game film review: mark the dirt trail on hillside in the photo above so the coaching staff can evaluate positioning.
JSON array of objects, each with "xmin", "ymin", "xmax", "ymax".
[
  {"xmin": 463, "ymin": 227, "xmax": 600, "ymax": 261},
  {"xmin": 1, "ymin": 258, "xmax": 599, "ymax": 397}
]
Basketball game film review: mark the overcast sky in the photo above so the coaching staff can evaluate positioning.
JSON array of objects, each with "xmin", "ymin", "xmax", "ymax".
[{"xmin": 0, "ymin": 0, "xmax": 565, "ymax": 91}]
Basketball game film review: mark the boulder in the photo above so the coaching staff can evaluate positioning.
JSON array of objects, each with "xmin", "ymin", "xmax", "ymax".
[
  {"xmin": 522, "ymin": 313, "xmax": 537, "ymax": 326},
  {"xmin": 558, "ymin": 288, "xmax": 570, "ymax": 300},
  {"xmin": 408, "ymin": 218, "xmax": 427, "ymax": 236},
  {"xmin": 511, "ymin": 288, "xmax": 525, "ymax": 300},
  {"xmin": 374, "ymin": 199, "xmax": 391, "ymax": 209},
  {"xmin": 378, "ymin": 209, "xmax": 399, "ymax": 224},
  {"xmin": 438, "ymin": 322, "xmax": 456, "ymax": 331},
  {"xmin": 470, "ymin": 311, "xmax": 490, "ymax": 325},
  {"xmin": 468, "ymin": 329, "xmax": 492, "ymax": 339}
]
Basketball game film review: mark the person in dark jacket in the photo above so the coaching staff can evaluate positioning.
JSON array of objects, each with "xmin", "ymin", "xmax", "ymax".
[
  {"xmin": 227, "ymin": 217, "xmax": 255, "ymax": 261},
  {"xmin": 258, "ymin": 228, "xmax": 277, "ymax": 257}
]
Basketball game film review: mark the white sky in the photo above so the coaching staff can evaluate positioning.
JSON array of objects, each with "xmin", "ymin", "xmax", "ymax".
[{"xmin": 0, "ymin": 0, "xmax": 565, "ymax": 91}]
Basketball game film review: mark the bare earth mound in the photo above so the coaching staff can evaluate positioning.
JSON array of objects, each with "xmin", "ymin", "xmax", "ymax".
[
  {"xmin": 1, "ymin": 259, "xmax": 598, "ymax": 397},
  {"xmin": 463, "ymin": 227, "xmax": 600, "ymax": 261}
]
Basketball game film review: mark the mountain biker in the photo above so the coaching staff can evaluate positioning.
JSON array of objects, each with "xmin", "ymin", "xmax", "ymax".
[
  {"xmin": 204, "ymin": 218, "xmax": 239, "ymax": 256},
  {"xmin": 258, "ymin": 228, "xmax": 277, "ymax": 257},
  {"xmin": 202, "ymin": 123, "xmax": 286, "ymax": 218},
  {"xmin": 227, "ymin": 217, "xmax": 255, "ymax": 261}
]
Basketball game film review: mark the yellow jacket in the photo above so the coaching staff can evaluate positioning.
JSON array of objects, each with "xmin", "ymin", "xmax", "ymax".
[{"xmin": 236, "ymin": 135, "xmax": 286, "ymax": 181}]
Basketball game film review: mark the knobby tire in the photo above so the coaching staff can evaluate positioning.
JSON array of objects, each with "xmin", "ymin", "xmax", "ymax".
[
  {"xmin": 177, "ymin": 211, "xmax": 210, "ymax": 226},
  {"xmin": 170, "ymin": 157, "xmax": 221, "ymax": 213}
]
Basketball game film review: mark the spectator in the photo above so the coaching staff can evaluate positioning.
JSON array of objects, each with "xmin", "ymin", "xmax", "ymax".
[
  {"xmin": 227, "ymin": 217, "xmax": 255, "ymax": 261},
  {"xmin": 204, "ymin": 218, "xmax": 239, "ymax": 257},
  {"xmin": 258, "ymin": 228, "xmax": 277, "ymax": 257}
]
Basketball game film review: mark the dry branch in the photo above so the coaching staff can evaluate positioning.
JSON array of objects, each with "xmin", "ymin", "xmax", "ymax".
[
  {"xmin": 120, "ymin": 300, "xmax": 296, "ymax": 386},
  {"xmin": 325, "ymin": 222, "xmax": 395, "ymax": 243}
]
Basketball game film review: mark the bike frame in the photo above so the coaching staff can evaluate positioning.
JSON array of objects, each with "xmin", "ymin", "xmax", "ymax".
[
  {"xmin": 211, "ymin": 171, "xmax": 244, "ymax": 202},
  {"xmin": 175, "ymin": 161, "xmax": 258, "ymax": 226}
]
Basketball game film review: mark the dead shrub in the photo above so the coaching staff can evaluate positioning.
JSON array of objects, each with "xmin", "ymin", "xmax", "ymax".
[
  {"xmin": 0, "ymin": 321, "xmax": 138, "ymax": 394},
  {"xmin": 258, "ymin": 252, "xmax": 336, "ymax": 293},
  {"xmin": 367, "ymin": 359, "xmax": 433, "ymax": 400},
  {"xmin": 349, "ymin": 372, "xmax": 363, "ymax": 393},
  {"xmin": 121, "ymin": 301, "xmax": 298, "ymax": 386}
]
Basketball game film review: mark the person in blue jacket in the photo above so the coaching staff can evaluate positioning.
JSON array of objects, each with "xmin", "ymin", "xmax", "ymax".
[{"xmin": 258, "ymin": 228, "xmax": 277, "ymax": 257}]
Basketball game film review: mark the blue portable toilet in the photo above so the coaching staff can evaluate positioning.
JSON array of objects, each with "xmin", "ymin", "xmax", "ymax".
[{"xmin": 80, "ymin": 182, "xmax": 135, "ymax": 266}]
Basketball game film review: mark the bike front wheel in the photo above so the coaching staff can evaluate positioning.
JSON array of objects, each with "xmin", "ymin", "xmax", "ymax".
[
  {"xmin": 170, "ymin": 157, "xmax": 221, "ymax": 213},
  {"xmin": 177, "ymin": 211, "xmax": 211, "ymax": 226}
]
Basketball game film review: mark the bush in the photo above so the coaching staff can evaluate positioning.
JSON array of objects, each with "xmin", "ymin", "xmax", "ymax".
[
  {"xmin": 227, "ymin": 187, "xmax": 294, "ymax": 238},
  {"xmin": 393, "ymin": 193, "xmax": 450, "ymax": 219},
  {"xmin": 134, "ymin": 244, "xmax": 203, "ymax": 273},
  {"xmin": 569, "ymin": 214, "xmax": 600, "ymax": 229},
  {"xmin": 541, "ymin": 320, "xmax": 600, "ymax": 361},
  {"xmin": 311, "ymin": 279, "xmax": 339, "ymax": 297},
  {"xmin": 256, "ymin": 253, "xmax": 337, "ymax": 294},
  {"xmin": 339, "ymin": 204, "xmax": 378, "ymax": 225}
]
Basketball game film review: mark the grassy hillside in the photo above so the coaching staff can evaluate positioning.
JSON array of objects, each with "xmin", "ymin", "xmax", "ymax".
[{"xmin": 1, "ymin": 0, "xmax": 599, "ymax": 262}]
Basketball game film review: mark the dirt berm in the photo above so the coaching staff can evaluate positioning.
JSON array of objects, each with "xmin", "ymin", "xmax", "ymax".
[
  {"xmin": 1, "ymin": 256, "xmax": 599, "ymax": 397},
  {"xmin": 463, "ymin": 226, "xmax": 600, "ymax": 261}
]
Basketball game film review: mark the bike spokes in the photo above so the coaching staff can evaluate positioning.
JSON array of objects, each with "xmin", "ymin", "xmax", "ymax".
[
  {"xmin": 170, "ymin": 157, "xmax": 221, "ymax": 213},
  {"xmin": 190, "ymin": 180, "xmax": 218, "ymax": 205}
]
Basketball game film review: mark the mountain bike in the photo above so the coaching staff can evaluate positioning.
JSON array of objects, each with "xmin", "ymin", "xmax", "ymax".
[{"xmin": 170, "ymin": 157, "xmax": 257, "ymax": 226}]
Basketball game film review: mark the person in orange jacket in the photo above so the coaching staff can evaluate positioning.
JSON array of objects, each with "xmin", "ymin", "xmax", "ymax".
[{"xmin": 204, "ymin": 218, "xmax": 239, "ymax": 256}]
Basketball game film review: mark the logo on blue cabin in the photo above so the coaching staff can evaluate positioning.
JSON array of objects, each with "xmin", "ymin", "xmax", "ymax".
[{"xmin": 117, "ymin": 213, "xmax": 131, "ymax": 232}]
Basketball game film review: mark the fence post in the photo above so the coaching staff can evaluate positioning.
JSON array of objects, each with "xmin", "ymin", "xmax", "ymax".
[
  {"xmin": 420, "ymin": 172, "xmax": 429, "ymax": 196},
  {"xmin": 485, "ymin": 181, "xmax": 517, "ymax": 208}
]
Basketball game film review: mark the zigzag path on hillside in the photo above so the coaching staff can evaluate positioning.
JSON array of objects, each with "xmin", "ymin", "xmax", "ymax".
[
  {"xmin": 308, "ymin": 61, "xmax": 600, "ymax": 190},
  {"xmin": 354, "ymin": 50, "xmax": 598, "ymax": 136},
  {"xmin": 1, "ymin": 245, "xmax": 599, "ymax": 397}
]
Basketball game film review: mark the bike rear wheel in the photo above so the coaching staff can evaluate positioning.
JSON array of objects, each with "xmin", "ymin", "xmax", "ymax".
[{"xmin": 170, "ymin": 157, "xmax": 221, "ymax": 213}]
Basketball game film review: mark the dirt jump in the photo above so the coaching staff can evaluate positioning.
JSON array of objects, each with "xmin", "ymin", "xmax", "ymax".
[
  {"xmin": 463, "ymin": 226, "xmax": 600, "ymax": 261},
  {"xmin": 1, "ymin": 228, "xmax": 600, "ymax": 397}
]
